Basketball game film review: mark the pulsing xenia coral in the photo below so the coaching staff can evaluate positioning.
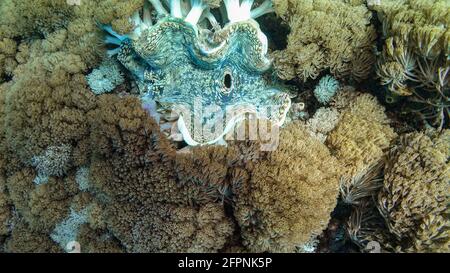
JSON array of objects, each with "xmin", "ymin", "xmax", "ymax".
[{"xmin": 102, "ymin": 0, "xmax": 291, "ymax": 145}]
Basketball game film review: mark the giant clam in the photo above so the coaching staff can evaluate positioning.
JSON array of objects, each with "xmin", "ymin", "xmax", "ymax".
[{"xmin": 103, "ymin": 0, "xmax": 291, "ymax": 145}]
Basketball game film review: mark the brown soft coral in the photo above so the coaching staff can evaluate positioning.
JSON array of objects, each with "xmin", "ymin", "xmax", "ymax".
[
  {"xmin": 0, "ymin": 38, "xmax": 18, "ymax": 82},
  {"xmin": 377, "ymin": 130, "xmax": 450, "ymax": 252},
  {"xmin": 5, "ymin": 167, "xmax": 86, "ymax": 234},
  {"xmin": 0, "ymin": 171, "xmax": 10, "ymax": 237},
  {"xmin": 327, "ymin": 93, "xmax": 397, "ymax": 178},
  {"xmin": 0, "ymin": 1, "xmax": 145, "ymax": 69},
  {"xmin": 233, "ymin": 123, "xmax": 341, "ymax": 252},
  {"xmin": 4, "ymin": 220, "xmax": 60, "ymax": 253},
  {"xmin": 1, "ymin": 24, "xmax": 104, "ymax": 168},
  {"xmin": 272, "ymin": 0, "xmax": 377, "ymax": 82},
  {"xmin": 0, "ymin": 1, "xmax": 150, "ymax": 251},
  {"xmin": 0, "ymin": 0, "xmax": 74, "ymax": 38},
  {"xmin": 94, "ymin": 0, "xmax": 144, "ymax": 34},
  {"xmin": 76, "ymin": 224, "xmax": 124, "ymax": 253},
  {"xmin": 174, "ymin": 121, "xmax": 343, "ymax": 253},
  {"xmin": 326, "ymin": 93, "xmax": 397, "ymax": 204},
  {"xmin": 88, "ymin": 95, "xmax": 234, "ymax": 252},
  {"xmin": 118, "ymin": 202, "xmax": 234, "ymax": 253}
]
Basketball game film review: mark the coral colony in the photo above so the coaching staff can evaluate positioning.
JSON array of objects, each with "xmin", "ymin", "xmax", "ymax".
[
  {"xmin": 100, "ymin": 0, "xmax": 291, "ymax": 145},
  {"xmin": 0, "ymin": 0, "xmax": 448, "ymax": 254}
]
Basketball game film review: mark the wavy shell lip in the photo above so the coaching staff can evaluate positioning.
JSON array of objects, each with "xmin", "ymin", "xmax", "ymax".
[
  {"xmin": 131, "ymin": 17, "xmax": 272, "ymax": 73},
  {"xmin": 170, "ymin": 91, "xmax": 292, "ymax": 146},
  {"xmin": 176, "ymin": 104, "xmax": 284, "ymax": 146}
]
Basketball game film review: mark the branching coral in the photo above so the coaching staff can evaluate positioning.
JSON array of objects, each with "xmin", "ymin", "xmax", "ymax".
[
  {"xmin": 272, "ymin": 0, "xmax": 377, "ymax": 82},
  {"xmin": 372, "ymin": 0, "xmax": 449, "ymax": 128}
]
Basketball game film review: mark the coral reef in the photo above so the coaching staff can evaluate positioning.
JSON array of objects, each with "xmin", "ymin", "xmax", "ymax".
[
  {"xmin": 50, "ymin": 207, "xmax": 90, "ymax": 250},
  {"xmin": 0, "ymin": 38, "xmax": 18, "ymax": 82},
  {"xmin": 327, "ymin": 93, "xmax": 397, "ymax": 178},
  {"xmin": 0, "ymin": 0, "xmax": 448, "ymax": 254},
  {"xmin": 31, "ymin": 144, "xmax": 73, "ymax": 180},
  {"xmin": 0, "ymin": 0, "xmax": 149, "ymax": 252},
  {"xmin": 87, "ymin": 94, "xmax": 235, "ymax": 252},
  {"xmin": 175, "ymin": 121, "xmax": 342, "ymax": 253},
  {"xmin": 304, "ymin": 107, "xmax": 340, "ymax": 143},
  {"xmin": 372, "ymin": 0, "xmax": 449, "ymax": 129},
  {"xmin": 272, "ymin": 0, "xmax": 377, "ymax": 82},
  {"xmin": 5, "ymin": 220, "xmax": 60, "ymax": 253},
  {"xmin": 0, "ymin": 171, "xmax": 10, "ymax": 237}
]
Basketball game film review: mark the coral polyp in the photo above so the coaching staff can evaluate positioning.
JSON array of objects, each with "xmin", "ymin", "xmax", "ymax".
[{"xmin": 102, "ymin": 0, "xmax": 291, "ymax": 145}]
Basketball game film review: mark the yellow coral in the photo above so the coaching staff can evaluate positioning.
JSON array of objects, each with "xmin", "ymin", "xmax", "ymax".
[
  {"xmin": 326, "ymin": 93, "xmax": 397, "ymax": 205},
  {"xmin": 327, "ymin": 93, "xmax": 397, "ymax": 178},
  {"xmin": 233, "ymin": 123, "xmax": 341, "ymax": 252},
  {"xmin": 272, "ymin": 0, "xmax": 377, "ymax": 82}
]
